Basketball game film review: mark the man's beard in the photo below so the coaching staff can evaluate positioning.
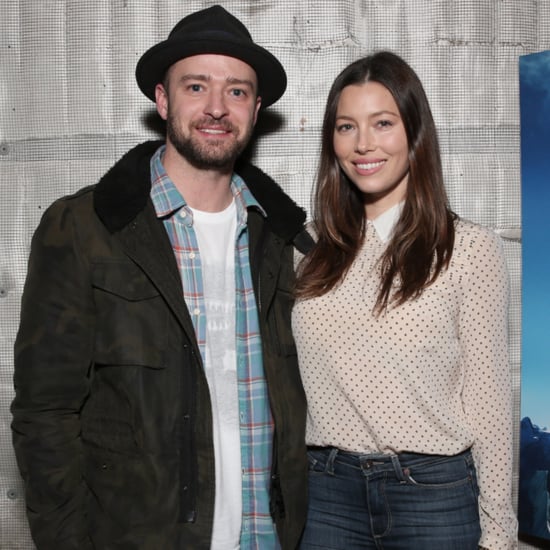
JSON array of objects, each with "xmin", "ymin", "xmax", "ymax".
[{"xmin": 166, "ymin": 113, "xmax": 254, "ymax": 170}]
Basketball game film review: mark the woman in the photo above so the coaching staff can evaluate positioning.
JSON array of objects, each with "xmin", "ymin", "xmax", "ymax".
[{"xmin": 293, "ymin": 51, "xmax": 517, "ymax": 549}]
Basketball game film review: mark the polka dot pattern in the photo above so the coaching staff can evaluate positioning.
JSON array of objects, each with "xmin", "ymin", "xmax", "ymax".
[{"xmin": 292, "ymin": 218, "xmax": 517, "ymax": 548}]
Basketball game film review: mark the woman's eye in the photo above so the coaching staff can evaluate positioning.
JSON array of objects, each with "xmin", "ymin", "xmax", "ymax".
[{"xmin": 337, "ymin": 123, "xmax": 353, "ymax": 132}]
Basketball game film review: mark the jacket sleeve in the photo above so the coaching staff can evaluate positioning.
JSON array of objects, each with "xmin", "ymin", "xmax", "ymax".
[{"xmin": 11, "ymin": 199, "xmax": 95, "ymax": 549}]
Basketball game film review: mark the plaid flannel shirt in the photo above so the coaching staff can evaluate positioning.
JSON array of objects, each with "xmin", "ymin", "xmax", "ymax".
[{"xmin": 150, "ymin": 146, "xmax": 278, "ymax": 548}]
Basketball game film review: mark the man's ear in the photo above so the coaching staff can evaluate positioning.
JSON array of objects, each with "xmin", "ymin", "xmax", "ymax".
[
  {"xmin": 155, "ymin": 83, "xmax": 169, "ymax": 121},
  {"xmin": 253, "ymin": 95, "xmax": 262, "ymax": 125}
]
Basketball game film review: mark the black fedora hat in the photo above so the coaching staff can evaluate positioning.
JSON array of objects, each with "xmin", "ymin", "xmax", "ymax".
[{"xmin": 135, "ymin": 5, "xmax": 287, "ymax": 108}]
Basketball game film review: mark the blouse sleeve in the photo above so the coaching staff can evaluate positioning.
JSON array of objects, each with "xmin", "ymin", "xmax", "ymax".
[{"xmin": 459, "ymin": 225, "xmax": 518, "ymax": 549}]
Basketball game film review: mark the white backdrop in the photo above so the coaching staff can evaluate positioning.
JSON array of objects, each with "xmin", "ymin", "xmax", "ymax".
[{"xmin": 0, "ymin": 1, "xmax": 544, "ymax": 548}]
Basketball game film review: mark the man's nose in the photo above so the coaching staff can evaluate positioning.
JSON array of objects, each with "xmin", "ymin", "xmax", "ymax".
[{"xmin": 204, "ymin": 90, "xmax": 228, "ymax": 120}]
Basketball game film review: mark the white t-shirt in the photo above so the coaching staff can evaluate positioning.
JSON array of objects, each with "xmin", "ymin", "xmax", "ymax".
[{"xmin": 191, "ymin": 199, "xmax": 241, "ymax": 550}]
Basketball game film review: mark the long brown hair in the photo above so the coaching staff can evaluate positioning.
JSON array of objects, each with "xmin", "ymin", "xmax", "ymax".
[{"xmin": 295, "ymin": 51, "xmax": 456, "ymax": 311}]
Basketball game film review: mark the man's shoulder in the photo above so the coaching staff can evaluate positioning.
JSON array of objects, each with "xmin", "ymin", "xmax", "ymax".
[
  {"xmin": 44, "ymin": 140, "xmax": 162, "ymax": 212},
  {"xmin": 41, "ymin": 184, "xmax": 96, "ymax": 219}
]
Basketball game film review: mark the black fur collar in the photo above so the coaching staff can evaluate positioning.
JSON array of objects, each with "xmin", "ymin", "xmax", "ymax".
[{"xmin": 93, "ymin": 140, "xmax": 306, "ymax": 242}]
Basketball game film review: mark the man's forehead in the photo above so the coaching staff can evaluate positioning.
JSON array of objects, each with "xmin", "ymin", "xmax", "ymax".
[{"xmin": 168, "ymin": 54, "xmax": 258, "ymax": 84}]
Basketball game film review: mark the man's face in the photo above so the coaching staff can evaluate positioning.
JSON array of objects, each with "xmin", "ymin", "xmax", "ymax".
[{"xmin": 155, "ymin": 54, "xmax": 262, "ymax": 170}]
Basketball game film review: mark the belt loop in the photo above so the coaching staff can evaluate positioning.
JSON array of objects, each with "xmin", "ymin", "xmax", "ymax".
[
  {"xmin": 391, "ymin": 454, "xmax": 406, "ymax": 482},
  {"xmin": 326, "ymin": 447, "xmax": 338, "ymax": 475}
]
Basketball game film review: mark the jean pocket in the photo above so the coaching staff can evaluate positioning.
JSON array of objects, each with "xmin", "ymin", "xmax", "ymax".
[
  {"xmin": 401, "ymin": 455, "xmax": 475, "ymax": 490},
  {"xmin": 307, "ymin": 450, "xmax": 328, "ymax": 474}
]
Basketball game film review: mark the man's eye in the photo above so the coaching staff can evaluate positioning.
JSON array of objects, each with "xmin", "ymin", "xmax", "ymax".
[
  {"xmin": 190, "ymin": 84, "xmax": 202, "ymax": 92},
  {"xmin": 231, "ymin": 89, "xmax": 245, "ymax": 97}
]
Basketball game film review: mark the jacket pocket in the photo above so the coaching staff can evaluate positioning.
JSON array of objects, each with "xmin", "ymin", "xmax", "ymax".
[
  {"xmin": 83, "ymin": 445, "xmax": 180, "ymax": 528},
  {"xmin": 91, "ymin": 260, "xmax": 167, "ymax": 368}
]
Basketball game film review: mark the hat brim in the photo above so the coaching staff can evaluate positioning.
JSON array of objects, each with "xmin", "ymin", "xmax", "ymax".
[{"xmin": 136, "ymin": 37, "xmax": 287, "ymax": 108}]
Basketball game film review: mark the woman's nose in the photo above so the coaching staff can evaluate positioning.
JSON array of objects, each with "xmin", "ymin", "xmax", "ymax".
[{"xmin": 356, "ymin": 130, "xmax": 375, "ymax": 154}]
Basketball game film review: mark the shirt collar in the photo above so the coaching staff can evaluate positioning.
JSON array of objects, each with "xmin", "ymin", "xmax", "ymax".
[
  {"xmin": 369, "ymin": 201, "xmax": 404, "ymax": 243},
  {"xmin": 149, "ymin": 145, "xmax": 266, "ymax": 223}
]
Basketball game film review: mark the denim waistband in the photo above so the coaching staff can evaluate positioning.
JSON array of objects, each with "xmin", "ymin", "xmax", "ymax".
[{"xmin": 307, "ymin": 446, "xmax": 473, "ymax": 481}]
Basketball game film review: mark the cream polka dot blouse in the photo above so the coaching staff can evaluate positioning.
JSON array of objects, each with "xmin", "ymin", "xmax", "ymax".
[{"xmin": 292, "ymin": 210, "xmax": 518, "ymax": 549}]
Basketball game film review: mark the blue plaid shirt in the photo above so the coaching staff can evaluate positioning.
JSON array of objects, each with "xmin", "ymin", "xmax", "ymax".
[{"xmin": 149, "ymin": 146, "xmax": 278, "ymax": 548}]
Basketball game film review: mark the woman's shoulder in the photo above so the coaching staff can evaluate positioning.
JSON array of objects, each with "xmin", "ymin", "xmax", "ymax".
[
  {"xmin": 453, "ymin": 217, "xmax": 505, "ymax": 261},
  {"xmin": 454, "ymin": 217, "xmax": 501, "ymax": 243}
]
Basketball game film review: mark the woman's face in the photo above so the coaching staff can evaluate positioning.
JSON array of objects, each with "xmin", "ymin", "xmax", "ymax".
[{"xmin": 333, "ymin": 81, "xmax": 410, "ymax": 219}]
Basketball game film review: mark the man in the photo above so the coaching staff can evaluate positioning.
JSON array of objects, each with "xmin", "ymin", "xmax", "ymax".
[{"xmin": 11, "ymin": 5, "xmax": 309, "ymax": 549}]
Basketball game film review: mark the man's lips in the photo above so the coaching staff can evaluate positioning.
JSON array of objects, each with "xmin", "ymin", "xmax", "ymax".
[
  {"xmin": 198, "ymin": 127, "xmax": 231, "ymax": 135},
  {"xmin": 194, "ymin": 118, "xmax": 235, "ymax": 136}
]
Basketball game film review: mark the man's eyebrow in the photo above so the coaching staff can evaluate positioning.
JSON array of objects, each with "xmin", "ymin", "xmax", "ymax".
[
  {"xmin": 225, "ymin": 77, "xmax": 256, "ymax": 89},
  {"xmin": 178, "ymin": 74, "xmax": 256, "ymax": 89},
  {"xmin": 179, "ymin": 74, "xmax": 210, "ymax": 83}
]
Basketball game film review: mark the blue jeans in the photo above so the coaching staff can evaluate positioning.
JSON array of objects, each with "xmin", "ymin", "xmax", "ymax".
[{"xmin": 299, "ymin": 447, "xmax": 481, "ymax": 549}]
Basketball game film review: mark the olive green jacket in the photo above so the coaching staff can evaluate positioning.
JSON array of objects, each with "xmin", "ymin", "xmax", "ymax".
[{"xmin": 12, "ymin": 141, "xmax": 309, "ymax": 549}]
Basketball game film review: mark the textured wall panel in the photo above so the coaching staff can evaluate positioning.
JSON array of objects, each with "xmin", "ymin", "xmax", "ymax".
[{"xmin": 1, "ymin": 1, "xmax": 546, "ymax": 547}]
